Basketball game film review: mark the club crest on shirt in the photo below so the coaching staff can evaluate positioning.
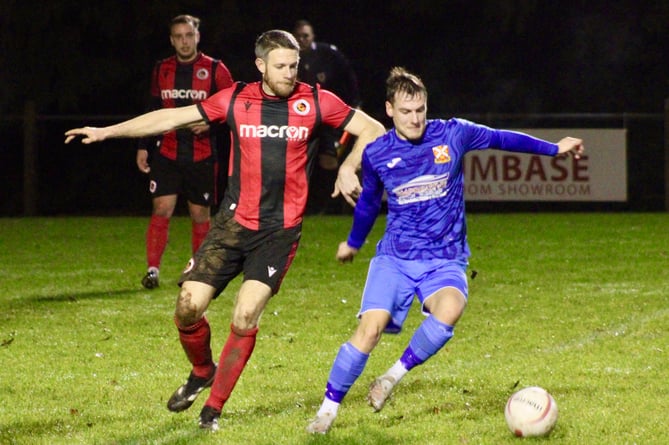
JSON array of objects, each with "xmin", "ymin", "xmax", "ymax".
[
  {"xmin": 293, "ymin": 99, "xmax": 311, "ymax": 115},
  {"xmin": 196, "ymin": 68, "xmax": 210, "ymax": 80},
  {"xmin": 432, "ymin": 145, "xmax": 451, "ymax": 164}
]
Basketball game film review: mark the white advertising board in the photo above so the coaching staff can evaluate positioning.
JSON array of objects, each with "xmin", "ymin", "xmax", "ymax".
[{"xmin": 464, "ymin": 129, "xmax": 627, "ymax": 202}]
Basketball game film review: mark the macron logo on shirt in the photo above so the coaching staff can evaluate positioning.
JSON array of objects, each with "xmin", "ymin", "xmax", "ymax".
[
  {"xmin": 161, "ymin": 89, "xmax": 207, "ymax": 100},
  {"xmin": 239, "ymin": 124, "xmax": 310, "ymax": 141},
  {"xmin": 267, "ymin": 266, "xmax": 277, "ymax": 277}
]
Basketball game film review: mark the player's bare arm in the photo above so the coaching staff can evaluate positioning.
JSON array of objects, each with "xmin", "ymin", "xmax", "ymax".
[
  {"xmin": 64, "ymin": 106, "xmax": 205, "ymax": 144},
  {"xmin": 556, "ymin": 137, "xmax": 584, "ymax": 158},
  {"xmin": 333, "ymin": 109, "xmax": 385, "ymax": 205}
]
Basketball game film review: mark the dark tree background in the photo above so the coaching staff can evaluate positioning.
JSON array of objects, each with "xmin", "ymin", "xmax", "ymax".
[
  {"xmin": 1, "ymin": 0, "xmax": 667, "ymax": 215},
  {"xmin": 2, "ymin": 0, "xmax": 669, "ymax": 119}
]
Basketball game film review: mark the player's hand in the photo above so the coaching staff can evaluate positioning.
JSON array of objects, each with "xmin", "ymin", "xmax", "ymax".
[
  {"xmin": 336, "ymin": 241, "xmax": 359, "ymax": 263},
  {"xmin": 136, "ymin": 149, "xmax": 150, "ymax": 174},
  {"xmin": 64, "ymin": 127, "xmax": 106, "ymax": 144},
  {"xmin": 189, "ymin": 124, "xmax": 210, "ymax": 136},
  {"xmin": 332, "ymin": 164, "xmax": 361, "ymax": 207},
  {"xmin": 556, "ymin": 137, "xmax": 584, "ymax": 159}
]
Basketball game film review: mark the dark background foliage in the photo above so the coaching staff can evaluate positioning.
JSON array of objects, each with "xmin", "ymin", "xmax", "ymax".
[
  {"xmin": 2, "ymin": 0, "xmax": 668, "ymax": 120},
  {"xmin": 1, "ymin": 0, "xmax": 667, "ymax": 216}
]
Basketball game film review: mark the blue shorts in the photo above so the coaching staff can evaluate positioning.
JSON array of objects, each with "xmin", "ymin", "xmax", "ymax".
[{"xmin": 358, "ymin": 255, "xmax": 468, "ymax": 334}]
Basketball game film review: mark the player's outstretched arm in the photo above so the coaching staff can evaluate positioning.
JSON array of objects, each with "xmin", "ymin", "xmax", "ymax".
[
  {"xmin": 333, "ymin": 109, "xmax": 385, "ymax": 206},
  {"xmin": 556, "ymin": 137, "xmax": 585, "ymax": 159},
  {"xmin": 64, "ymin": 126, "xmax": 104, "ymax": 144},
  {"xmin": 336, "ymin": 241, "xmax": 359, "ymax": 263},
  {"xmin": 64, "ymin": 106, "xmax": 205, "ymax": 144}
]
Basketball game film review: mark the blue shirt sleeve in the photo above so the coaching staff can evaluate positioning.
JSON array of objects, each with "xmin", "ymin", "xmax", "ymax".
[
  {"xmin": 488, "ymin": 129, "xmax": 558, "ymax": 156},
  {"xmin": 347, "ymin": 151, "xmax": 384, "ymax": 249}
]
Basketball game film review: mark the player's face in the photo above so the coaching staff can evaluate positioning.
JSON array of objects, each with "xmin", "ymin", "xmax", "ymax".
[
  {"xmin": 256, "ymin": 48, "xmax": 299, "ymax": 98},
  {"xmin": 294, "ymin": 25, "xmax": 314, "ymax": 51},
  {"xmin": 170, "ymin": 23, "xmax": 200, "ymax": 62},
  {"xmin": 386, "ymin": 92, "xmax": 427, "ymax": 141}
]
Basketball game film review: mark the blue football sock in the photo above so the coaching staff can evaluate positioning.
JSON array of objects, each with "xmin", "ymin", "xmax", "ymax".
[
  {"xmin": 324, "ymin": 342, "xmax": 369, "ymax": 403},
  {"xmin": 400, "ymin": 315, "xmax": 454, "ymax": 370}
]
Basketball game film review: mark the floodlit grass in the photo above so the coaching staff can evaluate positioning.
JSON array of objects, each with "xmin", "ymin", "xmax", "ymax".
[{"xmin": 0, "ymin": 213, "xmax": 667, "ymax": 444}]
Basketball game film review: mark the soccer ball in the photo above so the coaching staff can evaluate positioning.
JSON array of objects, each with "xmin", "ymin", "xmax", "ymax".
[{"xmin": 504, "ymin": 386, "xmax": 558, "ymax": 437}]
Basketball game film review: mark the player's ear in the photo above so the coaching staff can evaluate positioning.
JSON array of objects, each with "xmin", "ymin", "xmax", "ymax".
[
  {"xmin": 385, "ymin": 101, "xmax": 394, "ymax": 118},
  {"xmin": 255, "ymin": 57, "xmax": 266, "ymax": 74}
]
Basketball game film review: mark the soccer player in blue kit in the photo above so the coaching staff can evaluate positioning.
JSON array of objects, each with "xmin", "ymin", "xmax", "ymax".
[{"xmin": 306, "ymin": 67, "xmax": 585, "ymax": 434}]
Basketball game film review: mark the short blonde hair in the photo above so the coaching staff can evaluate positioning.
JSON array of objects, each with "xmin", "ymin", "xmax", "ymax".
[{"xmin": 254, "ymin": 29, "xmax": 299, "ymax": 60}]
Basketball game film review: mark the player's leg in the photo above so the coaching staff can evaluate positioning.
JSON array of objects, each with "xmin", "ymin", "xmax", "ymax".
[
  {"xmin": 198, "ymin": 279, "xmax": 271, "ymax": 430},
  {"xmin": 143, "ymin": 193, "xmax": 177, "ymax": 288},
  {"xmin": 306, "ymin": 310, "xmax": 390, "ymax": 434},
  {"xmin": 403, "ymin": 265, "xmax": 468, "ymax": 371},
  {"xmin": 187, "ymin": 201, "xmax": 210, "ymax": 255},
  {"xmin": 308, "ymin": 255, "xmax": 412, "ymax": 434},
  {"xmin": 168, "ymin": 213, "xmax": 244, "ymax": 414},
  {"xmin": 368, "ymin": 260, "xmax": 468, "ymax": 412},
  {"xmin": 167, "ymin": 280, "xmax": 218, "ymax": 412},
  {"xmin": 184, "ymin": 159, "xmax": 215, "ymax": 255},
  {"xmin": 143, "ymin": 155, "xmax": 180, "ymax": 289},
  {"xmin": 199, "ymin": 224, "xmax": 301, "ymax": 431}
]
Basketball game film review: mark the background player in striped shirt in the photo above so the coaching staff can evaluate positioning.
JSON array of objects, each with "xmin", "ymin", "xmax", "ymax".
[
  {"xmin": 65, "ymin": 29, "xmax": 385, "ymax": 432},
  {"xmin": 306, "ymin": 67, "xmax": 584, "ymax": 434},
  {"xmin": 137, "ymin": 14, "xmax": 234, "ymax": 289}
]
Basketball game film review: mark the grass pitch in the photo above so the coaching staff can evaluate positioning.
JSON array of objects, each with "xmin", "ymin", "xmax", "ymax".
[{"xmin": 0, "ymin": 213, "xmax": 667, "ymax": 444}]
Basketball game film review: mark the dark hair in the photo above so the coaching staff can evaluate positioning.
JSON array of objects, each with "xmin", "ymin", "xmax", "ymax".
[
  {"xmin": 254, "ymin": 29, "xmax": 299, "ymax": 59},
  {"xmin": 170, "ymin": 14, "xmax": 200, "ymax": 31},
  {"xmin": 386, "ymin": 67, "xmax": 427, "ymax": 103},
  {"xmin": 294, "ymin": 19, "xmax": 312, "ymax": 30}
]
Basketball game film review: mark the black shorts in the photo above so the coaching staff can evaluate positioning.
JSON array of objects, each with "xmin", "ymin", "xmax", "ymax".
[
  {"xmin": 149, "ymin": 153, "xmax": 215, "ymax": 206},
  {"xmin": 179, "ymin": 210, "xmax": 302, "ymax": 296}
]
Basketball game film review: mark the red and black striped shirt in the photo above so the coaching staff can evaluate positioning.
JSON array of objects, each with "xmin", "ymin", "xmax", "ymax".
[
  {"xmin": 198, "ymin": 81, "xmax": 354, "ymax": 230},
  {"xmin": 143, "ymin": 52, "xmax": 234, "ymax": 162}
]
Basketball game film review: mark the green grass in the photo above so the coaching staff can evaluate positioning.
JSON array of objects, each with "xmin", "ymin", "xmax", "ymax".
[{"xmin": 0, "ymin": 213, "xmax": 668, "ymax": 444}]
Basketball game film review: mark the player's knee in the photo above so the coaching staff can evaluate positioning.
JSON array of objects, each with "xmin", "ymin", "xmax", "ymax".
[
  {"xmin": 188, "ymin": 203, "xmax": 210, "ymax": 222},
  {"xmin": 175, "ymin": 288, "xmax": 203, "ymax": 326},
  {"xmin": 231, "ymin": 307, "xmax": 260, "ymax": 331},
  {"xmin": 354, "ymin": 322, "xmax": 384, "ymax": 350},
  {"xmin": 428, "ymin": 292, "xmax": 466, "ymax": 325},
  {"xmin": 152, "ymin": 202, "xmax": 175, "ymax": 218}
]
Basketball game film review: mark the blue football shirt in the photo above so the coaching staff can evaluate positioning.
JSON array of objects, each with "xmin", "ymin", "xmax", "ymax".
[{"xmin": 347, "ymin": 118, "xmax": 558, "ymax": 261}]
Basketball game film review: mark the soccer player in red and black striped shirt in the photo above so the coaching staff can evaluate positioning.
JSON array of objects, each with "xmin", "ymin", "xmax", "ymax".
[
  {"xmin": 65, "ymin": 29, "xmax": 385, "ymax": 432},
  {"xmin": 137, "ymin": 15, "xmax": 234, "ymax": 290}
]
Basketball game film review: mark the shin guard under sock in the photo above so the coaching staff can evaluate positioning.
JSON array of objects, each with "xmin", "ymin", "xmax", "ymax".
[
  {"xmin": 400, "ymin": 315, "xmax": 454, "ymax": 371},
  {"xmin": 191, "ymin": 220, "xmax": 210, "ymax": 255},
  {"xmin": 206, "ymin": 324, "xmax": 258, "ymax": 410},
  {"xmin": 176, "ymin": 316, "xmax": 214, "ymax": 378},
  {"xmin": 146, "ymin": 215, "xmax": 169, "ymax": 269},
  {"xmin": 324, "ymin": 342, "xmax": 369, "ymax": 403}
]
